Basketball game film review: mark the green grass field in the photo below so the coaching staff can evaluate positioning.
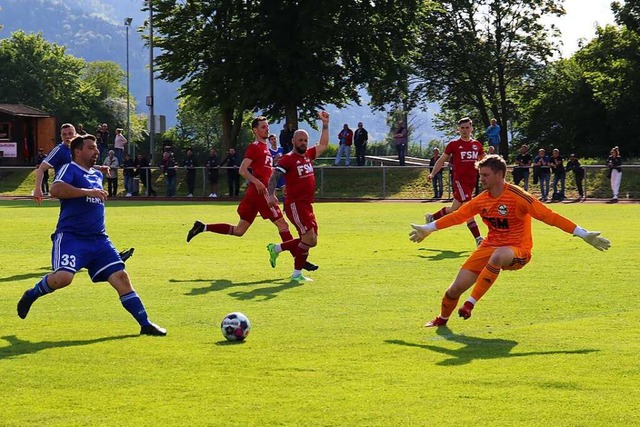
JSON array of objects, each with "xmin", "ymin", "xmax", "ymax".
[{"xmin": 1, "ymin": 200, "xmax": 639, "ymax": 426}]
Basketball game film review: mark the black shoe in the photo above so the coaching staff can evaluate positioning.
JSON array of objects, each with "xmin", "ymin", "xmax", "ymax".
[
  {"xmin": 140, "ymin": 322, "xmax": 167, "ymax": 336},
  {"xmin": 118, "ymin": 247, "xmax": 135, "ymax": 263},
  {"xmin": 303, "ymin": 261, "xmax": 319, "ymax": 271},
  {"xmin": 187, "ymin": 220, "xmax": 205, "ymax": 242},
  {"xmin": 17, "ymin": 291, "xmax": 35, "ymax": 319}
]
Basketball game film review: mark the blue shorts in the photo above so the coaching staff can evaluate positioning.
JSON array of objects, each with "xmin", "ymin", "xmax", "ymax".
[{"xmin": 51, "ymin": 232, "xmax": 124, "ymax": 282}]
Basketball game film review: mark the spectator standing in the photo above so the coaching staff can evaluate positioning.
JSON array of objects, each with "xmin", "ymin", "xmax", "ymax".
[
  {"xmin": 113, "ymin": 128, "xmax": 127, "ymax": 164},
  {"xmin": 393, "ymin": 121, "xmax": 408, "ymax": 166},
  {"xmin": 429, "ymin": 148, "xmax": 443, "ymax": 199},
  {"xmin": 607, "ymin": 146, "xmax": 623, "ymax": 202},
  {"xmin": 353, "ymin": 122, "xmax": 369, "ymax": 166},
  {"xmin": 279, "ymin": 123, "xmax": 295, "ymax": 153},
  {"xmin": 103, "ymin": 150, "xmax": 120, "ymax": 197},
  {"xmin": 533, "ymin": 148, "xmax": 551, "ymax": 202},
  {"xmin": 550, "ymin": 148, "xmax": 566, "ymax": 201},
  {"xmin": 122, "ymin": 153, "xmax": 135, "ymax": 197},
  {"xmin": 485, "ymin": 118, "xmax": 501, "ymax": 153},
  {"xmin": 565, "ymin": 153, "xmax": 585, "ymax": 200},
  {"xmin": 183, "ymin": 148, "xmax": 197, "ymax": 197},
  {"xmin": 95, "ymin": 123, "xmax": 110, "ymax": 163},
  {"xmin": 334, "ymin": 124, "xmax": 353, "ymax": 166},
  {"xmin": 205, "ymin": 149, "xmax": 220, "ymax": 198},
  {"xmin": 135, "ymin": 153, "xmax": 156, "ymax": 196},
  {"xmin": 514, "ymin": 144, "xmax": 532, "ymax": 191},
  {"xmin": 35, "ymin": 148, "xmax": 49, "ymax": 195},
  {"xmin": 161, "ymin": 151, "xmax": 177, "ymax": 197},
  {"xmin": 76, "ymin": 123, "xmax": 87, "ymax": 136},
  {"xmin": 220, "ymin": 148, "xmax": 241, "ymax": 197}
]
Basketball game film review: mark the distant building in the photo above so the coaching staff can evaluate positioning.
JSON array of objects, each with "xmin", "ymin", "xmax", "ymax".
[{"xmin": 0, "ymin": 104, "xmax": 55, "ymax": 165}]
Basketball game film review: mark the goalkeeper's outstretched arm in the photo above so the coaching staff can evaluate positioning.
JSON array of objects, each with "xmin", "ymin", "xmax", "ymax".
[{"xmin": 572, "ymin": 227, "xmax": 611, "ymax": 251}]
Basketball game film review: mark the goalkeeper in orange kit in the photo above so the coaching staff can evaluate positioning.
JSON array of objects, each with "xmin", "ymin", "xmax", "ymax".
[{"xmin": 409, "ymin": 155, "xmax": 611, "ymax": 327}]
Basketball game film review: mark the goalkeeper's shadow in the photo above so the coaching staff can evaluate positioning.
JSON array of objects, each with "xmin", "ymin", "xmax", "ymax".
[{"xmin": 417, "ymin": 248, "xmax": 471, "ymax": 261}]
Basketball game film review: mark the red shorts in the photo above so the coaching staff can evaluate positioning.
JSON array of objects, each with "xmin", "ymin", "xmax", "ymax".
[
  {"xmin": 237, "ymin": 186, "xmax": 283, "ymax": 224},
  {"xmin": 285, "ymin": 201, "xmax": 318, "ymax": 236},
  {"xmin": 452, "ymin": 178, "xmax": 477, "ymax": 203},
  {"xmin": 461, "ymin": 245, "xmax": 531, "ymax": 274}
]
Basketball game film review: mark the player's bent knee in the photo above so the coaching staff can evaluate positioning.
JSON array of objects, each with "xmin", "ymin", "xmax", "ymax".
[
  {"xmin": 48, "ymin": 271, "xmax": 74, "ymax": 289},
  {"xmin": 107, "ymin": 270, "xmax": 134, "ymax": 295}
]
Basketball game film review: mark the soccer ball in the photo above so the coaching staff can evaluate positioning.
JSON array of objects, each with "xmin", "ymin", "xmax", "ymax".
[{"xmin": 221, "ymin": 312, "xmax": 251, "ymax": 342}]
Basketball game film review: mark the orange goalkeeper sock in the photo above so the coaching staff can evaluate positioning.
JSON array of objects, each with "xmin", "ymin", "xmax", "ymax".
[
  {"xmin": 470, "ymin": 263, "xmax": 501, "ymax": 302},
  {"xmin": 440, "ymin": 291, "xmax": 460, "ymax": 319}
]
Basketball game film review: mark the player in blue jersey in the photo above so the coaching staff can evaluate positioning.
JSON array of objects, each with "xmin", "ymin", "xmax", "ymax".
[
  {"xmin": 268, "ymin": 133, "xmax": 286, "ymax": 196},
  {"xmin": 18, "ymin": 134, "xmax": 166, "ymax": 336},
  {"xmin": 33, "ymin": 123, "xmax": 134, "ymax": 262}
]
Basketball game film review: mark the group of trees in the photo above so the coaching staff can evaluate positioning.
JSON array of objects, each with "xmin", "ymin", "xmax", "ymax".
[
  {"xmin": 2, "ymin": 1, "xmax": 640, "ymax": 160},
  {"xmin": 0, "ymin": 31, "xmax": 145, "ymax": 145}
]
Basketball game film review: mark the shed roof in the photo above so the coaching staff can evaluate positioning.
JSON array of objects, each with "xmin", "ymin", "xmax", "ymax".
[{"xmin": 0, "ymin": 104, "xmax": 51, "ymax": 118}]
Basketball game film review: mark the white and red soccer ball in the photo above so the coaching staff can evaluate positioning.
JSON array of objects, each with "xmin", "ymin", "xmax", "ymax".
[{"xmin": 221, "ymin": 312, "xmax": 251, "ymax": 342}]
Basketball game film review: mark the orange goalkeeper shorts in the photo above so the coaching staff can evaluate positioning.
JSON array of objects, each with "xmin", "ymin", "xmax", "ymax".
[{"xmin": 461, "ymin": 245, "xmax": 531, "ymax": 274}]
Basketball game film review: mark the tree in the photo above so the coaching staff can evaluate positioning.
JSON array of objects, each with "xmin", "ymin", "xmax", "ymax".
[
  {"xmin": 152, "ymin": 0, "xmax": 428, "ymax": 151},
  {"xmin": 413, "ymin": 0, "xmax": 564, "ymax": 158}
]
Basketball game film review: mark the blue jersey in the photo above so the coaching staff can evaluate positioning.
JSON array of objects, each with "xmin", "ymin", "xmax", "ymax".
[
  {"xmin": 268, "ymin": 146, "xmax": 285, "ymax": 189},
  {"xmin": 53, "ymin": 162, "xmax": 106, "ymax": 236},
  {"xmin": 44, "ymin": 143, "xmax": 72, "ymax": 176}
]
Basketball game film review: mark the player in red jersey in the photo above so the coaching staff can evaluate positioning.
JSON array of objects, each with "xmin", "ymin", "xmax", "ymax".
[
  {"xmin": 265, "ymin": 111, "xmax": 330, "ymax": 282},
  {"xmin": 410, "ymin": 155, "xmax": 610, "ymax": 327},
  {"xmin": 426, "ymin": 117, "xmax": 485, "ymax": 246},
  {"xmin": 186, "ymin": 117, "xmax": 298, "ymax": 251}
]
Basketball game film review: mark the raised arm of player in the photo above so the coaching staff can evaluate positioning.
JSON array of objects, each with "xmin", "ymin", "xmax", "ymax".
[
  {"xmin": 428, "ymin": 152, "xmax": 450, "ymax": 182},
  {"xmin": 314, "ymin": 111, "xmax": 330, "ymax": 158}
]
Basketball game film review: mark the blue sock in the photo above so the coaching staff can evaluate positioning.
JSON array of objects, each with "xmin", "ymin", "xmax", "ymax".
[
  {"xmin": 120, "ymin": 291, "xmax": 151, "ymax": 327},
  {"xmin": 26, "ymin": 275, "xmax": 54, "ymax": 301}
]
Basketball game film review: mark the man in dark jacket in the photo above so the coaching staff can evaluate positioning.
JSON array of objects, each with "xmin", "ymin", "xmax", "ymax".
[
  {"xmin": 354, "ymin": 122, "xmax": 369, "ymax": 166},
  {"xmin": 220, "ymin": 148, "xmax": 241, "ymax": 197}
]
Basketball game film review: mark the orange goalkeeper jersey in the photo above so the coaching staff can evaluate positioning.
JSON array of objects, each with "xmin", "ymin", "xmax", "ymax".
[{"xmin": 435, "ymin": 183, "xmax": 577, "ymax": 251}]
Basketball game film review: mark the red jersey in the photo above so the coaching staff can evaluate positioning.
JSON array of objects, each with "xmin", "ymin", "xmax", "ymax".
[
  {"xmin": 276, "ymin": 146, "xmax": 318, "ymax": 203},
  {"xmin": 444, "ymin": 138, "xmax": 484, "ymax": 183},
  {"xmin": 244, "ymin": 140, "xmax": 273, "ymax": 186}
]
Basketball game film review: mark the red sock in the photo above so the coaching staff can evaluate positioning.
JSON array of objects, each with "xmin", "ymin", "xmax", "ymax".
[
  {"xmin": 433, "ymin": 207, "xmax": 448, "ymax": 220},
  {"xmin": 294, "ymin": 242, "xmax": 311, "ymax": 270},
  {"xmin": 440, "ymin": 291, "xmax": 460, "ymax": 319},
  {"xmin": 279, "ymin": 229, "xmax": 294, "ymax": 242},
  {"xmin": 206, "ymin": 223, "xmax": 234, "ymax": 235},
  {"xmin": 470, "ymin": 263, "xmax": 501, "ymax": 302},
  {"xmin": 280, "ymin": 238, "xmax": 300, "ymax": 254},
  {"xmin": 466, "ymin": 218, "xmax": 481, "ymax": 239}
]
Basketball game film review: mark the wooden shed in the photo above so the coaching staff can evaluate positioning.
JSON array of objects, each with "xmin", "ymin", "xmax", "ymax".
[{"xmin": 0, "ymin": 104, "xmax": 56, "ymax": 166}]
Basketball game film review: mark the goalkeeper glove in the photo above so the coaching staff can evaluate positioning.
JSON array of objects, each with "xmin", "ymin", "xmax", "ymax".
[
  {"xmin": 409, "ymin": 224, "xmax": 432, "ymax": 243},
  {"xmin": 582, "ymin": 231, "xmax": 611, "ymax": 251},
  {"xmin": 573, "ymin": 227, "xmax": 611, "ymax": 251}
]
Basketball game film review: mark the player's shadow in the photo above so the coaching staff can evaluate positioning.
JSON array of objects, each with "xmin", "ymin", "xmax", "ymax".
[
  {"xmin": 385, "ymin": 327, "xmax": 598, "ymax": 366},
  {"xmin": 170, "ymin": 277, "xmax": 301, "ymax": 300},
  {"xmin": 228, "ymin": 280, "xmax": 304, "ymax": 301},
  {"xmin": 417, "ymin": 248, "xmax": 470, "ymax": 261},
  {"xmin": 0, "ymin": 268, "xmax": 51, "ymax": 283},
  {"xmin": 0, "ymin": 334, "xmax": 138, "ymax": 360}
]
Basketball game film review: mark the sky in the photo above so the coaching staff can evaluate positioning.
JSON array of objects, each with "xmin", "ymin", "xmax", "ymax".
[{"xmin": 554, "ymin": 0, "xmax": 616, "ymax": 57}]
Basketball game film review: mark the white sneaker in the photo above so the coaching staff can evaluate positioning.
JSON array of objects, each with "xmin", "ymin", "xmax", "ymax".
[
  {"xmin": 212, "ymin": 193, "xmax": 218, "ymax": 198},
  {"xmin": 475, "ymin": 236, "xmax": 484, "ymax": 247},
  {"xmin": 208, "ymin": 193, "xmax": 215, "ymax": 198},
  {"xmin": 125, "ymin": 193, "xmax": 132, "ymax": 197},
  {"xmin": 425, "ymin": 213, "xmax": 435, "ymax": 223},
  {"xmin": 187, "ymin": 193, "xmax": 193, "ymax": 198},
  {"xmin": 291, "ymin": 273, "xmax": 313, "ymax": 282}
]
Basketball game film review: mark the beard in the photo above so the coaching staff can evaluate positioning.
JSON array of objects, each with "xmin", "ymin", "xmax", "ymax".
[{"xmin": 295, "ymin": 145, "xmax": 307, "ymax": 154}]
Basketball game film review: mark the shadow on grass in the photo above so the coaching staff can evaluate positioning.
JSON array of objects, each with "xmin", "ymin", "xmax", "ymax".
[
  {"xmin": 169, "ymin": 277, "xmax": 303, "ymax": 301},
  {"xmin": 0, "ymin": 268, "xmax": 51, "ymax": 283},
  {"xmin": 0, "ymin": 334, "xmax": 138, "ymax": 360},
  {"xmin": 385, "ymin": 327, "xmax": 599, "ymax": 366},
  {"xmin": 417, "ymin": 248, "xmax": 470, "ymax": 261}
]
